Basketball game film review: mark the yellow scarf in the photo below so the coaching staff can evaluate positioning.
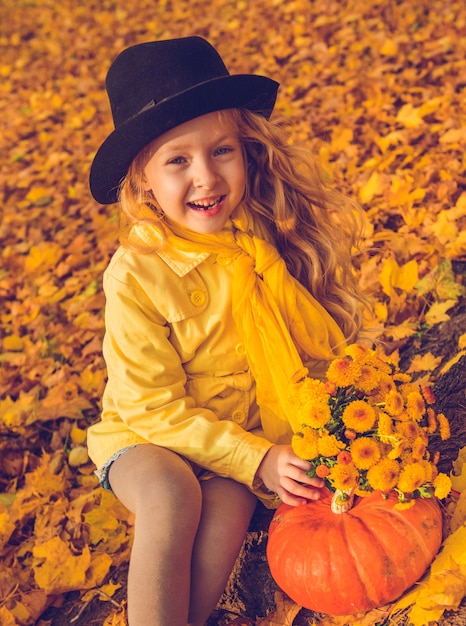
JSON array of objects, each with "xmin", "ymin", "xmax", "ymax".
[{"xmin": 131, "ymin": 207, "xmax": 346, "ymax": 442}]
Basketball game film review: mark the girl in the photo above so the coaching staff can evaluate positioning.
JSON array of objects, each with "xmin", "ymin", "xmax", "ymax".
[{"xmin": 88, "ymin": 36, "xmax": 366, "ymax": 626}]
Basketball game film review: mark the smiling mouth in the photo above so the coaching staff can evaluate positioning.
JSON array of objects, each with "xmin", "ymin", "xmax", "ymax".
[{"xmin": 188, "ymin": 196, "xmax": 225, "ymax": 210}]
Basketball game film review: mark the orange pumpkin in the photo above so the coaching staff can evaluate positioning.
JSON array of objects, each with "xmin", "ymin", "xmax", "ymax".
[{"xmin": 267, "ymin": 489, "xmax": 442, "ymax": 615}]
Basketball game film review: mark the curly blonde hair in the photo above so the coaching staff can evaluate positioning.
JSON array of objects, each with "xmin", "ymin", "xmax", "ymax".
[{"xmin": 118, "ymin": 108, "xmax": 367, "ymax": 343}]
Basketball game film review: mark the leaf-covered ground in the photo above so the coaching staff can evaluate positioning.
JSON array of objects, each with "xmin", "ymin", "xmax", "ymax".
[{"xmin": 1, "ymin": 0, "xmax": 465, "ymax": 624}]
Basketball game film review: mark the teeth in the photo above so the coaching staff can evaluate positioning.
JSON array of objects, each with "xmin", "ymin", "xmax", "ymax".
[{"xmin": 189, "ymin": 197, "xmax": 222, "ymax": 210}]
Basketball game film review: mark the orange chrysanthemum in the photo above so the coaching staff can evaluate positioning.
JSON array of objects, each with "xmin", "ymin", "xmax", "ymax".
[
  {"xmin": 337, "ymin": 450, "xmax": 352, "ymax": 465},
  {"xmin": 437, "ymin": 413, "xmax": 451, "ymax": 440},
  {"xmin": 342, "ymin": 400, "xmax": 376, "ymax": 433},
  {"xmin": 426, "ymin": 407, "xmax": 437, "ymax": 434},
  {"xmin": 350, "ymin": 437, "xmax": 381, "ymax": 469},
  {"xmin": 316, "ymin": 464, "xmax": 330, "ymax": 478},
  {"xmin": 422, "ymin": 386, "xmax": 436, "ymax": 404}
]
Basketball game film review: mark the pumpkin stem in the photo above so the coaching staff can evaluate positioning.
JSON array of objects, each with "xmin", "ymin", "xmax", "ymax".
[{"xmin": 331, "ymin": 488, "xmax": 355, "ymax": 514}]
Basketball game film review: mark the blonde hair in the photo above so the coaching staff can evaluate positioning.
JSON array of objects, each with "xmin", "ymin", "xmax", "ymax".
[{"xmin": 118, "ymin": 109, "xmax": 367, "ymax": 343}]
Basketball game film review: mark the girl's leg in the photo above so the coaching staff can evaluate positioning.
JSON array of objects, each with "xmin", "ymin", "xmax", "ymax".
[
  {"xmin": 108, "ymin": 443, "xmax": 202, "ymax": 626},
  {"xmin": 188, "ymin": 476, "xmax": 257, "ymax": 626}
]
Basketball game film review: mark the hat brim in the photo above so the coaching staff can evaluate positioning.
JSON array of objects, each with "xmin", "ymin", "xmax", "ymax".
[{"xmin": 90, "ymin": 74, "xmax": 279, "ymax": 204}]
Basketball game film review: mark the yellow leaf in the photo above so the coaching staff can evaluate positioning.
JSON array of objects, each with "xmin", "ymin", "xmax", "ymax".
[
  {"xmin": 2, "ymin": 335, "xmax": 23, "ymax": 351},
  {"xmin": 450, "ymin": 490, "xmax": 466, "ymax": 533},
  {"xmin": 451, "ymin": 446, "xmax": 466, "ymax": 492},
  {"xmin": 439, "ymin": 127, "xmax": 466, "ymax": 144},
  {"xmin": 0, "ymin": 607, "xmax": 18, "ymax": 626},
  {"xmin": 396, "ymin": 103, "xmax": 423, "ymax": 128},
  {"xmin": 425, "ymin": 299, "xmax": 457, "ymax": 326},
  {"xmin": 459, "ymin": 333, "xmax": 466, "ymax": 350},
  {"xmin": 430, "ymin": 210, "xmax": 459, "ymax": 245},
  {"xmin": 70, "ymin": 426, "xmax": 88, "ymax": 445},
  {"xmin": 379, "ymin": 38, "xmax": 398, "ymax": 56},
  {"xmin": 379, "ymin": 258, "xmax": 418, "ymax": 296},
  {"xmin": 331, "ymin": 127, "xmax": 353, "ymax": 152},
  {"xmin": 25, "ymin": 242, "xmax": 62, "ymax": 272},
  {"xmin": 32, "ymin": 537, "xmax": 91, "ymax": 594},
  {"xmin": 103, "ymin": 604, "xmax": 128, "ymax": 626},
  {"xmin": 440, "ymin": 350, "xmax": 466, "ymax": 375},
  {"xmin": 407, "ymin": 352, "xmax": 442, "ymax": 373},
  {"xmin": 405, "ymin": 526, "xmax": 466, "ymax": 625},
  {"xmin": 359, "ymin": 171, "xmax": 386, "ymax": 204},
  {"xmin": 0, "ymin": 508, "xmax": 15, "ymax": 549},
  {"xmin": 25, "ymin": 186, "xmax": 53, "ymax": 206}
]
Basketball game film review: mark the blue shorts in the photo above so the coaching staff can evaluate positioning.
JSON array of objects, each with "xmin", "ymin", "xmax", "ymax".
[
  {"xmin": 94, "ymin": 445, "xmax": 139, "ymax": 491},
  {"xmin": 95, "ymin": 444, "xmax": 211, "ymax": 492}
]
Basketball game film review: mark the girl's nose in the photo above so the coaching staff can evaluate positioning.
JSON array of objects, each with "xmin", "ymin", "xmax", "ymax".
[{"xmin": 193, "ymin": 158, "xmax": 218, "ymax": 189}]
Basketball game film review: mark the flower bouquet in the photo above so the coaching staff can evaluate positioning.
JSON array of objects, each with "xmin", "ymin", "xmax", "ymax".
[
  {"xmin": 266, "ymin": 344, "xmax": 452, "ymax": 615},
  {"xmin": 289, "ymin": 343, "xmax": 452, "ymax": 513}
]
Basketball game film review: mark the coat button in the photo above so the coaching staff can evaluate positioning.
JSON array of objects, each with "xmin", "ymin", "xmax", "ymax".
[
  {"xmin": 190, "ymin": 290, "xmax": 207, "ymax": 306},
  {"xmin": 235, "ymin": 343, "xmax": 246, "ymax": 356},
  {"xmin": 232, "ymin": 410, "xmax": 246, "ymax": 424}
]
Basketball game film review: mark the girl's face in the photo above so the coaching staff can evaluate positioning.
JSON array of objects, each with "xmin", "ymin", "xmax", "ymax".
[{"xmin": 143, "ymin": 111, "xmax": 246, "ymax": 234}]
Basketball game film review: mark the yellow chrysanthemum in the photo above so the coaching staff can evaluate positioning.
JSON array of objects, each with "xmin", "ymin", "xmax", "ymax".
[
  {"xmin": 367, "ymin": 458, "xmax": 400, "ymax": 492},
  {"xmin": 437, "ymin": 413, "xmax": 451, "ymax": 441},
  {"xmin": 344, "ymin": 343, "xmax": 372, "ymax": 361},
  {"xmin": 305, "ymin": 404, "xmax": 332, "ymax": 429},
  {"xmin": 350, "ymin": 437, "xmax": 381, "ymax": 469},
  {"xmin": 393, "ymin": 372, "xmax": 412, "ymax": 383},
  {"xmin": 384, "ymin": 390, "xmax": 405, "ymax": 417},
  {"xmin": 317, "ymin": 433, "xmax": 345, "ymax": 457},
  {"xmin": 342, "ymin": 400, "xmax": 376, "ymax": 433},
  {"xmin": 399, "ymin": 382, "xmax": 420, "ymax": 398},
  {"xmin": 326, "ymin": 357, "xmax": 361, "ymax": 387},
  {"xmin": 387, "ymin": 439, "xmax": 408, "ymax": 459},
  {"xmin": 420, "ymin": 460, "xmax": 435, "ymax": 483},
  {"xmin": 433, "ymin": 473, "xmax": 452, "ymax": 499},
  {"xmin": 289, "ymin": 377, "xmax": 329, "ymax": 404},
  {"xmin": 355, "ymin": 365, "xmax": 380, "ymax": 394},
  {"xmin": 370, "ymin": 374, "xmax": 396, "ymax": 402},
  {"xmin": 397, "ymin": 462, "xmax": 427, "ymax": 493},
  {"xmin": 406, "ymin": 391, "xmax": 425, "ymax": 422},
  {"xmin": 292, "ymin": 427, "xmax": 319, "ymax": 460},
  {"xmin": 377, "ymin": 410, "xmax": 394, "ymax": 443},
  {"xmin": 328, "ymin": 463, "xmax": 359, "ymax": 491},
  {"xmin": 411, "ymin": 436, "xmax": 427, "ymax": 461},
  {"xmin": 396, "ymin": 420, "xmax": 420, "ymax": 441}
]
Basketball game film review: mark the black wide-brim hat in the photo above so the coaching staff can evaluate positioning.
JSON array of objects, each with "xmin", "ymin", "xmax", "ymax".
[{"xmin": 89, "ymin": 36, "xmax": 279, "ymax": 204}]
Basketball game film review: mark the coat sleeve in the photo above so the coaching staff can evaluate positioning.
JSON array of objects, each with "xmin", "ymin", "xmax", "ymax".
[{"xmin": 99, "ymin": 269, "xmax": 273, "ymax": 488}]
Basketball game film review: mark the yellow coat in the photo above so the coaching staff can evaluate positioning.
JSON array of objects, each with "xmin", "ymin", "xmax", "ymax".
[{"xmin": 87, "ymin": 242, "xmax": 277, "ymax": 493}]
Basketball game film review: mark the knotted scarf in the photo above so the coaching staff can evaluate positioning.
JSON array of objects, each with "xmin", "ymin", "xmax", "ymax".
[{"xmin": 131, "ymin": 206, "xmax": 346, "ymax": 442}]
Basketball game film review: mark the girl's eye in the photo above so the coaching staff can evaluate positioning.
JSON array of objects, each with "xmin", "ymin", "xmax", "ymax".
[
  {"xmin": 167, "ymin": 156, "xmax": 186, "ymax": 165},
  {"xmin": 215, "ymin": 146, "xmax": 232, "ymax": 156}
]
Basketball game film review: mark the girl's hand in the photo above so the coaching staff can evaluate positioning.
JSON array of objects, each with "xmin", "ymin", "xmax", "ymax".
[{"xmin": 255, "ymin": 445, "xmax": 324, "ymax": 506}]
